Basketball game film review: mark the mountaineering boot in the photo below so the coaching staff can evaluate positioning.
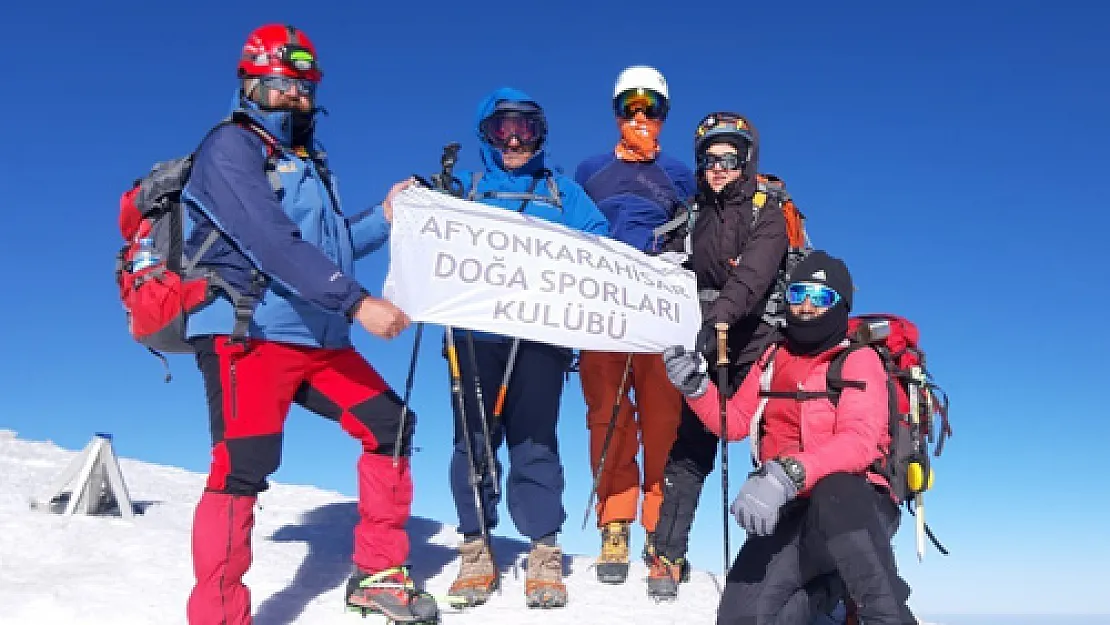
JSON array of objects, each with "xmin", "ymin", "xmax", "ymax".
[
  {"xmin": 596, "ymin": 521, "xmax": 631, "ymax": 584},
  {"xmin": 346, "ymin": 566, "xmax": 439, "ymax": 623},
  {"xmin": 525, "ymin": 542, "xmax": 567, "ymax": 608},
  {"xmin": 646, "ymin": 555, "xmax": 689, "ymax": 601},
  {"xmin": 446, "ymin": 537, "xmax": 498, "ymax": 607}
]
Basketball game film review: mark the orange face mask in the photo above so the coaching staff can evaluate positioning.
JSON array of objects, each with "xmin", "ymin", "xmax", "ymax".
[{"xmin": 615, "ymin": 111, "xmax": 662, "ymax": 162}]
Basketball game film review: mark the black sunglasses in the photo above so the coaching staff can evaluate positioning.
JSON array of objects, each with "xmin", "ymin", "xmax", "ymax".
[{"xmin": 697, "ymin": 152, "xmax": 743, "ymax": 171}]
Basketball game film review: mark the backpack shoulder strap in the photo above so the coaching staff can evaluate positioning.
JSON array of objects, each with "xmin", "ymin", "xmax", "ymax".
[
  {"xmin": 516, "ymin": 174, "xmax": 543, "ymax": 212},
  {"xmin": 750, "ymin": 177, "xmax": 787, "ymax": 227},
  {"xmin": 467, "ymin": 171, "xmax": 483, "ymax": 201},
  {"xmin": 544, "ymin": 172, "xmax": 562, "ymax": 209},
  {"xmin": 747, "ymin": 343, "xmax": 781, "ymax": 468},
  {"xmin": 825, "ymin": 343, "xmax": 870, "ymax": 406},
  {"xmin": 467, "ymin": 170, "xmax": 556, "ymax": 212},
  {"xmin": 750, "ymin": 177, "xmax": 770, "ymax": 224},
  {"xmin": 651, "ymin": 200, "xmax": 698, "ymax": 255}
]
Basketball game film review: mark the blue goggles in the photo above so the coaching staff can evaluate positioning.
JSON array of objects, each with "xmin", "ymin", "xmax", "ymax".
[
  {"xmin": 259, "ymin": 74, "xmax": 317, "ymax": 96},
  {"xmin": 786, "ymin": 282, "xmax": 841, "ymax": 308}
]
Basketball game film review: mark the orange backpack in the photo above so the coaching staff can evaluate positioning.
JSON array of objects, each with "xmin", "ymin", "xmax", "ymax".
[
  {"xmin": 755, "ymin": 173, "xmax": 808, "ymax": 250},
  {"xmin": 751, "ymin": 173, "xmax": 814, "ymax": 328}
]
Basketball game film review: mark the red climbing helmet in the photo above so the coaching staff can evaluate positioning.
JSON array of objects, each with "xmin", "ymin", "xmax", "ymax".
[{"xmin": 236, "ymin": 24, "xmax": 322, "ymax": 82}]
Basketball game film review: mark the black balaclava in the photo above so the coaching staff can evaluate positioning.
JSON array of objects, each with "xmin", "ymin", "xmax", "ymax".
[
  {"xmin": 289, "ymin": 109, "xmax": 316, "ymax": 147},
  {"xmin": 783, "ymin": 250, "xmax": 854, "ymax": 355}
]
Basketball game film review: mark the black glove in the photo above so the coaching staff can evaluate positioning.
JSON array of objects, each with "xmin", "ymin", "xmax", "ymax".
[{"xmin": 695, "ymin": 323, "xmax": 715, "ymax": 363}]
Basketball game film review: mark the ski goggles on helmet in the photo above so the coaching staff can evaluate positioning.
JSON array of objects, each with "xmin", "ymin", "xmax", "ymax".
[
  {"xmin": 480, "ymin": 108, "xmax": 546, "ymax": 149},
  {"xmin": 259, "ymin": 74, "xmax": 317, "ymax": 96},
  {"xmin": 697, "ymin": 152, "xmax": 743, "ymax": 171},
  {"xmin": 786, "ymin": 282, "xmax": 842, "ymax": 308},
  {"xmin": 613, "ymin": 88, "xmax": 669, "ymax": 120}
]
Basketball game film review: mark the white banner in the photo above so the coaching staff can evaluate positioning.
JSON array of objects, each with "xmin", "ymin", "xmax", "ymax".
[{"xmin": 382, "ymin": 187, "xmax": 700, "ymax": 353}]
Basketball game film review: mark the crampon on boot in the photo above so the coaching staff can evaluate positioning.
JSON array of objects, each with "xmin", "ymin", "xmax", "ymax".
[
  {"xmin": 346, "ymin": 566, "xmax": 439, "ymax": 624},
  {"xmin": 525, "ymin": 542, "xmax": 567, "ymax": 608},
  {"xmin": 646, "ymin": 555, "xmax": 690, "ymax": 601},
  {"xmin": 446, "ymin": 537, "xmax": 499, "ymax": 607},
  {"xmin": 596, "ymin": 521, "xmax": 631, "ymax": 584}
]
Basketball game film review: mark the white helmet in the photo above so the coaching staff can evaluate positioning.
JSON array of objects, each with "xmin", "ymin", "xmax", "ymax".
[{"xmin": 613, "ymin": 65, "xmax": 669, "ymax": 101}]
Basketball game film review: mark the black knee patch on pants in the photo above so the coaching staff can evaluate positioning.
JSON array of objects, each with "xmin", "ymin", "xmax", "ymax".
[
  {"xmin": 222, "ymin": 433, "xmax": 283, "ymax": 496},
  {"xmin": 349, "ymin": 389, "xmax": 414, "ymax": 457}
]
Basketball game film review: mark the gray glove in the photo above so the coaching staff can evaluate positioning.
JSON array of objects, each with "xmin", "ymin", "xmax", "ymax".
[
  {"xmin": 731, "ymin": 460, "xmax": 800, "ymax": 536},
  {"xmin": 662, "ymin": 345, "xmax": 709, "ymax": 398}
]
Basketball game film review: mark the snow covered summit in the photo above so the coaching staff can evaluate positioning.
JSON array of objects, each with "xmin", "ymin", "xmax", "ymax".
[{"xmin": 0, "ymin": 431, "xmax": 724, "ymax": 625}]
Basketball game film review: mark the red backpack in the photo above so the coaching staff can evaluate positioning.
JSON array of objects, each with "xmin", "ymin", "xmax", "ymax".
[
  {"xmin": 827, "ymin": 313, "xmax": 952, "ymax": 552},
  {"xmin": 115, "ymin": 116, "xmax": 280, "ymax": 379}
]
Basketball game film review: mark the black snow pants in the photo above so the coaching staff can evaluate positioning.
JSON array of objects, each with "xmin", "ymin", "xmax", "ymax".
[{"xmin": 716, "ymin": 473, "xmax": 916, "ymax": 625}]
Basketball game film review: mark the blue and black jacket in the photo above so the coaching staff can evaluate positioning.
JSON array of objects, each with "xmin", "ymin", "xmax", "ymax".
[
  {"xmin": 574, "ymin": 151, "xmax": 696, "ymax": 253},
  {"xmin": 182, "ymin": 100, "xmax": 388, "ymax": 348}
]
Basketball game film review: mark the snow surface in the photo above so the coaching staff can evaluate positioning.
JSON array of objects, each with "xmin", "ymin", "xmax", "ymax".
[
  {"xmin": 0, "ymin": 431, "xmax": 941, "ymax": 625},
  {"xmin": 0, "ymin": 430, "xmax": 730, "ymax": 625}
]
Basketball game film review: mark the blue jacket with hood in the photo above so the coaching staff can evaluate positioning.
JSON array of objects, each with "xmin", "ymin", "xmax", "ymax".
[
  {"xmin": 454, "ymin": 88, "xmax": 609, "ymax": 232},
  {"xmin": 181, "ymin": 98, "xmax": 388, "ymax": 348},
  {"xmin": 448, "ymin": 87, "xmax": 610, "ymax": 342}
]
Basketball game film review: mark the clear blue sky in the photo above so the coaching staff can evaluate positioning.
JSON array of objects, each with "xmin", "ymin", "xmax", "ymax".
[{"xmin": 4, "ymin": 0, "xmax": 1108, "ymax": 619}]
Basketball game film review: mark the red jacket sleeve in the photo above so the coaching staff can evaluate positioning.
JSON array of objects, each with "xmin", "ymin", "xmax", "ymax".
[{"xmin": 684, "ymin": 345, "xmax": 774, "ymax": 441}]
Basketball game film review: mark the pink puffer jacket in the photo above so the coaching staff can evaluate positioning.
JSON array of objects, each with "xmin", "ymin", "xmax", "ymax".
[{"xmin": 686, "ymin": 343, "xmax": 893, "ymax": 496}]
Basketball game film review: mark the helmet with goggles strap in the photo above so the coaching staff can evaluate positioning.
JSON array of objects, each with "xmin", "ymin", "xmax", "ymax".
[
  {"xmin": 479, "ymin": 100, "xmax": 548, "ymax": 150},
  {"xmin": 693, "ymin": 111, "xmax": 754, "ymax": 166},
  {"xmin": 237, "ymin": 24, "xmax": 322, "ymax": 82},
  {"xmin": 612, "ymin": 65, "xmax": 670, "ymax": 120}
]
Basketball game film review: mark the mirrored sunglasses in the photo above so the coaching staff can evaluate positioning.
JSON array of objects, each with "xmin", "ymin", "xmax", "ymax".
[
  {"xmin": 614, "ymin": 89, "xmax": 668, "ymax": 120},
  {"xmin": 786, "ymin": 282, "xmax": 841, "ymax": 308}
]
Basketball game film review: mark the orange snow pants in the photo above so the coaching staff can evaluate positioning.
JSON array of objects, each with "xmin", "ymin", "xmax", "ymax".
[{"xmin": 579, "ymin": 350, "xmax": 683, "ymax": 531}]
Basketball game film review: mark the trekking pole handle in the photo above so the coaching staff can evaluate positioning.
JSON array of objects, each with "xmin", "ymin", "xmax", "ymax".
[
  {"xmin": 715, "ymin": 322, "xmax": 729, "ymax": 367},
  {"xmin": 435, "ymin": 142, "xmax": 464, "ymax": 198}
]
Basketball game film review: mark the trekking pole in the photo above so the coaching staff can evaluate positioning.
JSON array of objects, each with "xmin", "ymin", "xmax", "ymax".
[
  {"xmin": 445, "ymin": 326, "xmax": 499, "ymax": 574},
  {"xmin": 464, "ymin": 329, "xmax": 501, "ymax": 496},
  {"xmin": 909, "ymin": 366, "xmax": 928, "ymax": 562},
  {"xmin": 715, "ymin": 322, "xmax": 731, "ymax": 575},
  {"xmin": 393, "ymin": 322, "xmax": 424, "ymax": 467},
  {"xmin": 490, "ymin": 338, "xmax": 520, "ymax": 425},
  {"xmin": 390, "ymin": 142, "xmax": 464, "ymax": 468},
  {"xmin": 581, "ymin": 353, "xmax": 635, "ymax": 530}
]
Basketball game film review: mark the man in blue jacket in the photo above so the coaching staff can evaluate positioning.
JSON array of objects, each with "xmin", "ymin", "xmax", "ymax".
[
  {"xmin": 180, "ymin": 24, "xmax": 434, "ymax": 625},
  {"xmin": 386, "ymin": 87, "xmax": 608, "ymax": 610}
]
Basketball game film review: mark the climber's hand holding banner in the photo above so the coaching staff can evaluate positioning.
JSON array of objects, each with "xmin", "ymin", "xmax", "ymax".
[{"xmin": 383, "ymin": 187, "xmax": 700, "ymax": 352}]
